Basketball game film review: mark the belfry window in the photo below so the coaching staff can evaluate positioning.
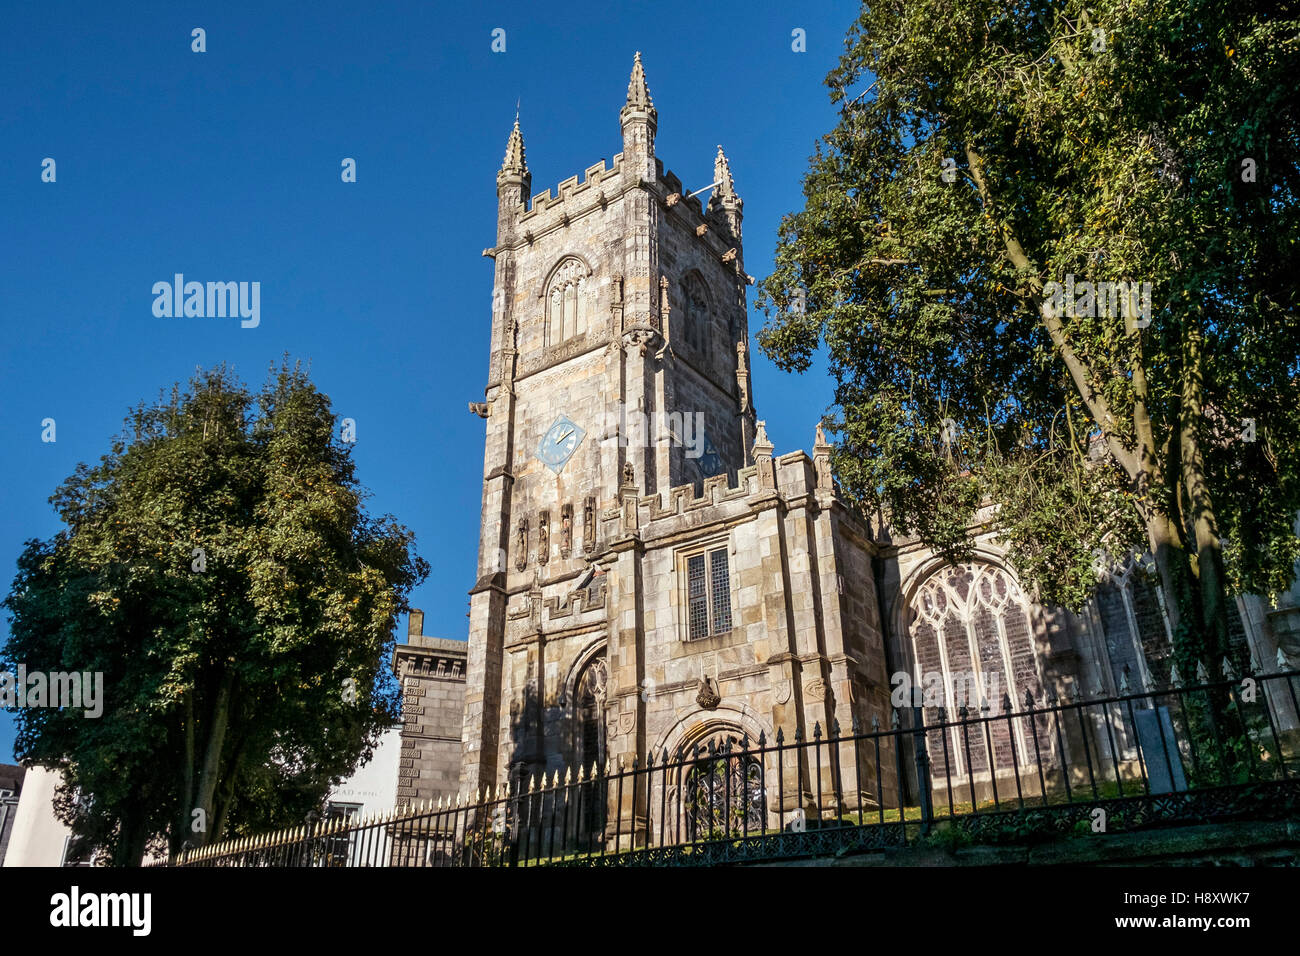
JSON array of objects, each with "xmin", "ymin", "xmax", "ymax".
[
  {"xmin": 686, "ymin": 545, "xmax": 732, "ymax": 640},
  {"xmin": 683, "ymin": 274, "xmax": 709, "ymax": 353},
  {"xmin": 546, "ymin": 258, "xmax": 588, "ymax": 346}
]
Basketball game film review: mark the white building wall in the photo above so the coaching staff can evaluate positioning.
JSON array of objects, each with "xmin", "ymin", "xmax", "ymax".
[{"xmin": 2, "ymin": 766, "xmax": 73, "ymax": 867}]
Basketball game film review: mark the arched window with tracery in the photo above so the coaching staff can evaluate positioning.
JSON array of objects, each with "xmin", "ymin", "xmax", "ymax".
[
  {"xmin": 546, "ymin": 258, "xmax": 589, "ymax": 346},
  {"xmin": 682, "ymin": 274, "xmax": 710, "ymax": 354},
  {"xmin": 908, "ymin": 563, "xmax": 1046, "ymax": 780},
  {"xmin": 1090, "ymin": 550, "xmax": 1251, "ymax": 691}
]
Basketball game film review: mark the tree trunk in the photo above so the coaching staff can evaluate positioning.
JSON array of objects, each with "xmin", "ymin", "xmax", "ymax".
[
  {"xmin": 113, "ymin": 805, "xmax": 149, "ymax": 867},
  {"xmin": 1145, "ymin": 509, "xmax": 1191, "ymax": 638},
  {"xmin": 210, "ymin": 735, "xmax": 249, "ymax": 844},
  {"xmin": 1180, "ymin": 323, "xmax": 1231, "ymax": 672},
  {"xmin": 175, "ymin": 689, "xmax": 196, "ymax": 856},
  {"xmin": 193, "ymin": 671, "xmax": 237, "ymax": 846}
]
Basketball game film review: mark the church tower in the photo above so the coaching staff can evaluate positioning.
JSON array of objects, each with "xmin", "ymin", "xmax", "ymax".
[
  {"xmin": 462, "ymin": 54, "xmax": 760, "ymax": 794},
  {"xmin": 435, "ymin": 52, "xmax": 1300, "ymax": 843}
]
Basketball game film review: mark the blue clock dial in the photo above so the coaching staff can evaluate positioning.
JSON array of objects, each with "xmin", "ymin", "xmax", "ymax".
[
  {"xmin": 693, "ymin": 433, "xmax": 724, "ymax": 479},
  {"xmin": 537, "ymin": 415, "xmax": 585, "ymax": 473}
]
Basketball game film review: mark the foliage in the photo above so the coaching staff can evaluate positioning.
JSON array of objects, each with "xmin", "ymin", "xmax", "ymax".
[
  {"xmin": 756, "ymin": 1, "xmax": 1300, "ymax": 677},
  {"xmin": 2, "ymin": 360, "xmax": 428, "ymax": 865},
  {"xmin": 922, "ymin": 820, "xmax": 974, "ymax": 851}
]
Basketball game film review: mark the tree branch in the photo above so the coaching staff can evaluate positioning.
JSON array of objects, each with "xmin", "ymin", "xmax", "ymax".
[{"xmin": 964, "ymin": 143, "xmax": 1139, "ymax": 480}]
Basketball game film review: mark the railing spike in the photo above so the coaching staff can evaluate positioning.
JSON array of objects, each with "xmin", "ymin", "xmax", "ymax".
[
  {"xmin": 758, "ymin": 730, "xmax": 767, "ymax": 747},
  {"xmin": 1002, "ymin": 693, "xmax": 1012, "ymax": 714},
  {"xmin": 1222, "ymin": 655, "xmax": 1237, "ymax": 681},
  {"xmin": 1195, "ymin": 660, "xmax": 1209, "ymax": 684},
  {"xmin": 1024, "ymin": 688, "xmax": 1036, "ymax": 709},
  {"xmin": 813, "ymin": 721, "xmax": 822, "ymax": 741},
  {"xmin": 1276, "ymin": 647, "xmax": 1291, "ymax": 671},
  {"xmin": 1119, "ymin": 670, "xmax": 1130, "ymax": 694},
  {"xmin": 1170, "ymin": 662, "xmax": 1184, "ymax": 688},
  {"xmin": 869, "ymin": 714, "xmax": 878, "ymax": 732},
  {"xmin": 564, "ymin": 766, "xmax": 573, "ymax": 785},
  {"xmin": 890, "ymin": 710, "xmax": 900, "ymax": 729},
  {"xmin": 832, "ymin": 717, "xmax": 841, "ymax": 738}
]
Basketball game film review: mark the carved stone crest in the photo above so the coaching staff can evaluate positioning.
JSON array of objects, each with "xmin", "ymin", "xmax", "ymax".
[
  {"xmin": 695, "ymin": 676, "xmax": 721, "ymax": 710},
  {"xmin": 804, "ymin": 677, "xmax": 827, "ymax": 702},
  {"xmin": 773, "ymin": 679, "xmax": 792, "ymax": 705},
  {"xmin": 617, "ymin": 711, "xmax": 636, "ymax": 736}
]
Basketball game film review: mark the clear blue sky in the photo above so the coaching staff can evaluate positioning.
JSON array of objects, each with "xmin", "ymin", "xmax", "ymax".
[{"xmin": 0, "ymin": 0, "xmax": 861, "ymax": 762}]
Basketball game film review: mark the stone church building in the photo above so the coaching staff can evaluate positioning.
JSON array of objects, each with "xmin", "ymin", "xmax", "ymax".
[{"xmin": 392, "ymin": 55, "xmax": 1300, "ymax": 828}]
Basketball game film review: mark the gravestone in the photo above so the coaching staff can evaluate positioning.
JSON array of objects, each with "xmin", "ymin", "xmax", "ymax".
[{"xmin": 1134, "ymin": 707, "xmax": 1187, "ymax": 793}]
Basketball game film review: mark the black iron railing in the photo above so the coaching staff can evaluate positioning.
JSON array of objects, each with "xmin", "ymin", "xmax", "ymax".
[{"xmin": 169, "ymin": 668, "xmax": 1300, "ymax": 867}]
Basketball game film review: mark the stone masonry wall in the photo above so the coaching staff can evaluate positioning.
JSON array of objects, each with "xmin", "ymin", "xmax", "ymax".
[{"xmin": 392, "ymin": 612, "xmax": 467, "ymax": 808}]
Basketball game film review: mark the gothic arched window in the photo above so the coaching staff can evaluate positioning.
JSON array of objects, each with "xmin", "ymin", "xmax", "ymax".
[
  {"xmin": 908, "ymin": 563, "xmax": 1043, "ymax": 778},
  {"xmin": 1090, "ymin": 550, "xmax": 1250, "ymax": 691},
  {"xmin": 573, "ymin": 654, "xmax": 607, "ymax": 840},
  {"xmin": 575, "ymin": 655, "xmax": 607, "ymax": 773},
  {"xmin": 682, "ymin": 274, "xmax": 710, "ymax": 353},
  {"xmin": 546, "ymin": 258, "xmax": 589, "ymax": 346}
]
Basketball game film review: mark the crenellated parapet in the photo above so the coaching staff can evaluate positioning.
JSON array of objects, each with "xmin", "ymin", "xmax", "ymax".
[
  {"xmin": 516, "ymin": 153, "xmax": 629, "ymax": 223},
  {"xmin": 594, "ymin": 423, "xmax": 866, "ymax": 540}
]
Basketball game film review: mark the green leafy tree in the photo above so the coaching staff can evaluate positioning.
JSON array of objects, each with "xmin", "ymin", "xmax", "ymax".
[
  {"xmin": 757, "ymin": 1, "xmax": 1300, "ymax": 681},
  {"xmin": 2, "ymin": 361, "xmax": 428, "ymax": 865}
]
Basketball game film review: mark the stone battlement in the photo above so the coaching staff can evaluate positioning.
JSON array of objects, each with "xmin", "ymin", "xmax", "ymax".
[
  {"xmin": 638, "ymin": 466, "xmax": 759, "ymax": 521},
  {"xmin": 617, "ymin": 449, "xmax": 833, "ymax": 529},
  {"xmin": 513, "ymin": 155, "xmax": 712, "ymax": 227},
  {"xmin": 516, "ymin": 153, "xmax": 631, "ymax": 220}
]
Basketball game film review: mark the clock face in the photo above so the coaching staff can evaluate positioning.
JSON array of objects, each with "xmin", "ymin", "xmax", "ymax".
[
  {"xmin": 694, "ymin": 434, "xmax": 724, "ymax": 479},
  {"xmin": 537, "ymin": 415, "xmax": 585, "ymax": 473}
]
